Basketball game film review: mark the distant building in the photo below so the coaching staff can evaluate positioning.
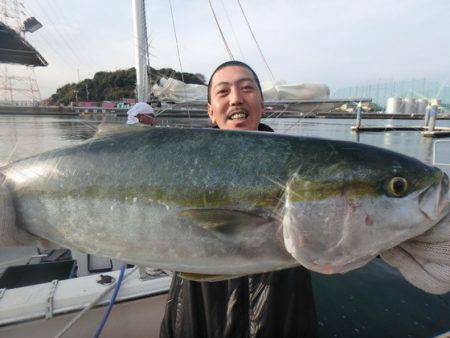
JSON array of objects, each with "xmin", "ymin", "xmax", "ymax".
[
  {"xmin": 40, "ymin": 99, "xmax": 51, "ymax": 106},
  {"xmin": 79, "ymin": 101, "xmax": 101, "ymax": 107},
  {"xmin": 116, "ymin": 98, "xmax": 136, "ymax": 109},
  {"xmin": 102, "ymin": 101, "xmax": 115, "ymax": 109},
  {"xmin": 122, "ymin": 98, "xmax": 136, "ymax": 105}
]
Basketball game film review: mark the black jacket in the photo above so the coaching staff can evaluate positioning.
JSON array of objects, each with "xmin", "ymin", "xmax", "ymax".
[
  {"xmin": 211, "ymin": 123, "xmax": 274, "ymax": 132},
  {"xmin": 160, "ymin": 124, "xmax": 317, "ymax": 338}
]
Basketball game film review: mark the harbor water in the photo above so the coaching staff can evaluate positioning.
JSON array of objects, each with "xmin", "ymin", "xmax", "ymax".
[
  {"xmin": 0, "ymin": 114, "xmax": 449, "ymax": 337},
  {"xmin": 1, "ymin": 115, "xmax": 450, "ymax": 176}
]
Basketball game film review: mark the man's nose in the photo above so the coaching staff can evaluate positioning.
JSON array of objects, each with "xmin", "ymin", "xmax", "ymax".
[{"xmin": 229, "ymin": 86, "xmax": 243, "ymax": 105}]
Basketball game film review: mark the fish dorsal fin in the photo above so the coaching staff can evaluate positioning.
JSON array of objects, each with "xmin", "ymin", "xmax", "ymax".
[
  {"xmin": 179, "ymin": 208, "xmax": 270, "ymax": 231},
  {"xmin": 178, "ymin": 272, "xmax": 245, "ymax": 282},
  {"xmin": 92, "ymin": 123, "xmax": 149, "ymax": 139}
]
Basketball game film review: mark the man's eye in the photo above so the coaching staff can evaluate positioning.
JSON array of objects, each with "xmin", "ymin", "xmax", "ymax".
[
  {"xmin": 217, "ymin": 89, "xmax": 229, "ymax": 95},
  {"xmin": 242, "ymin": 86, "xmax": 254, "ymax": 91}
]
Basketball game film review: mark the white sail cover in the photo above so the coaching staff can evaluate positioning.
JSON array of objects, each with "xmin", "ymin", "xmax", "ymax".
[
  {"xmin": 261, "ymin": 81, "xmax": 330, "ymax": 100},
  {"xmin": 151, "ymin": 77, "xmax": 330, "ymax": 103},
  {"xmin": 151, "ymin": 78, "xmax": 207, "ymax": 102}
]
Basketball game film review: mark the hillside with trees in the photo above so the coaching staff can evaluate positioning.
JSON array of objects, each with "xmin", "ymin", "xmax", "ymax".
[{"xmin": 49, "ymin": 67, "xmax": 206, "ymax": 105}]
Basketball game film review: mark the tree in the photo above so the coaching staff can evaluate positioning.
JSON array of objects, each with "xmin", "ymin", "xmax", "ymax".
[{"xmin": 49, "ymin": 67, "xmax": 205, "ymax": 105}]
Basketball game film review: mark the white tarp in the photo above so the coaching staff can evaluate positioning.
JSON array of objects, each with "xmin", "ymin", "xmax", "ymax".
[
  {"xmin": 151, "ymin": 77, "xmax": 330, "ymax": 103},
  {"xmin": 151, "ymin": 78, "xmax": 207, "ymax": 102},
  {"xmin": 261, "ymin": 81, "xmax": 330, "ymax": 100}
]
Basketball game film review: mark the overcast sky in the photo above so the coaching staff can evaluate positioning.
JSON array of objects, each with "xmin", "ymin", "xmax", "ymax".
[{"xmin": 10, "ymin": 0, "xmax": 450, "ymax": 99}]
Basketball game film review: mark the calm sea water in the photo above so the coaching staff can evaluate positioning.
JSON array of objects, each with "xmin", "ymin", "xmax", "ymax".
[{"xmin": 1, "ymin": 114, "xmax": 449, "ymax": 176}]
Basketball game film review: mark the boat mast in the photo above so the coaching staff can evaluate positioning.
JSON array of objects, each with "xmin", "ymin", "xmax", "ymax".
[{"xmin": 132, "ymin": 0, "xmax": 149, "ymax": 102}]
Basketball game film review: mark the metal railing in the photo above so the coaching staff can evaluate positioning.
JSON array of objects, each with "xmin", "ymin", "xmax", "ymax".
[{"xmin": 433, "ymin": 140, "xmax": 450, "ymax": 166}]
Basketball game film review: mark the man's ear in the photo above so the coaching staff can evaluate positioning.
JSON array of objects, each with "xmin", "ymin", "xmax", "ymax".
[{"xmin": 207, "ymin": 104, "xmax": 215, "ymax": 124}]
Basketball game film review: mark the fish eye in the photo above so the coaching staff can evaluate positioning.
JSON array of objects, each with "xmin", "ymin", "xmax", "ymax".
[{"xmin": 387, "ymin": 177, "xmax": 408, "ymax": 197}]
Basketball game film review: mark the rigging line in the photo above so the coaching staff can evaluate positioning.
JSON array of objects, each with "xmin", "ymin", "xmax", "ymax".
[
  {"xmin": 17, "ymin": 7, "xmax": 77, "ymax": 70},
  {"xmin": 236, "ymin": 0, "xmax": 275, "ymax": 82},
  {"xmin": 167, "ymin": 0, "xmax": 184, "ymax": 83},
  {"xmin": 167, "ymin": 0, "xmax": 190, "ymax": 117},
  {"xmin": 207, "ymin": 0, "xmax": 234, "ymax": 60},
  {"xmin": 32, "ymin": 1, "xmax": 90, "ymax": 69},
  {"xmin": 35, "ymin": 1, "xmax": 97, "ymax": 71},
  {"xmin": 219, "ymin": 0, "xmax": 245, "ymax": 60},
  {"xmin": 23, "ymin": 31, "xmax": 76, "ymax": 70},
  {"xmin": 20, "ymin": 8, "xmax": 79, "ymax": 69},
  {"xmin": 49, "ymin": 0, "xmax": 101, "ymax": 70},
  {"xmin": 20, "ymin": 31, "xmax": 76, "ymax": 70}
]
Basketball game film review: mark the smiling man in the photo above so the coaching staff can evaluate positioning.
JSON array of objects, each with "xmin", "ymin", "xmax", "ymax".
[
  {"xmin": 160, "ymin": 61, "xmax": 317, "ymax": 338},
  {"xmin": 207, "ymin": 61, "xmax": 274, "ymax": 132}
]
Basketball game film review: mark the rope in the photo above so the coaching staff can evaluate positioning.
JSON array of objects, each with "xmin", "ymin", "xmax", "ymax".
[
  {"xmin": 54, "ymin": 266, "xmax": 138, "ymax": 338},
  {"xmin": 168, "ymin": 0, "xmax": 184, "ymax": 84},
  {"xmin": 168, "ymin": 0, "xmax": 190, "ymax": 117},
  {"xmin": 236, "ymin": 0, "xmax": 275, "ymax": 82},
  {"xmin": 93, "ymin": 265, "xmax": 126, "ymax": 338},
  {"xmin": 207, "ymin": 0, "xmax": 234, "ymax": 60},
  {"xmin": 219, "ymin": 0, "xmax": 245, "ymax": 60}
]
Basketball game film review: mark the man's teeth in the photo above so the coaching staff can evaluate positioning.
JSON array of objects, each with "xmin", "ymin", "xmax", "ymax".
[{"xmin": 229, "ymin": 112, "xmax": 247, "ymax": 120}]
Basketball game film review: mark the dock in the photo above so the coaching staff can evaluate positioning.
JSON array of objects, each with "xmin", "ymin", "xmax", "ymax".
[
  {"xmin": 351, "ymin": 104, "xmax": 450, "ymax": 138},
  {"xmin": 351, "ymin": 126, "xmax": 426, "ymax": 132},
  {"xmin": 352, "ymin": 125, "xmax": 450, "ymax": 138},
  {"xmin": 422, "ymin": 128, "xmax": 450, "ymax": 138}
]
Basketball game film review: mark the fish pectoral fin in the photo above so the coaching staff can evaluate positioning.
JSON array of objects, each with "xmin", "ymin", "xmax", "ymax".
[
  {"xmin": 178, "ymin": 272, "xmax": 244, "ymax": 282},
  {"xmin": 179, "ymin": 208, "xmax": 270, "ymax": 231}
]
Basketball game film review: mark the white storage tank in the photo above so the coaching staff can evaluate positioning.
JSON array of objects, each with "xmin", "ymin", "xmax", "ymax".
[
  {"xmin": 416, "ymin": 99, "xmax": 429, "ymax": 114},
  {"xmin": 403, "ymin": 98, "xmax": 417, "ymax": 115},
  {"xmin": 386, "ymin": 97, "xmax": 403, "ymax": 114}
]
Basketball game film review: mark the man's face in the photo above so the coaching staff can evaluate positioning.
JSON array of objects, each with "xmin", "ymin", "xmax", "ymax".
[{"xmin": 208, "ymin": 65, "xmax": 264, "ymax": 131}]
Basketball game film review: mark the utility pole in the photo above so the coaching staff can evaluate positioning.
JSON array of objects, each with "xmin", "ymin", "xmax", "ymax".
[
  {"xmin": 85, "ymin": 84, "xmax": 89, "ymax": 101},
  {"xmin": 74, "ymin": 89, "xmax": 78, "ymax": 106}
]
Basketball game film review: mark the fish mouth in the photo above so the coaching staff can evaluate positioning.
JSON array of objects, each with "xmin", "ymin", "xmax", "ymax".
[
  {"xmin": 306, "ymin": 254, "xmax": 376, "ymax": 274},
  {"xmin": 418, "ymin": 172, "xmax": 449, "ymax": 222},
  {"xmin": 227, "ymin": 109, "xmax": 249, "ymax": 121}
]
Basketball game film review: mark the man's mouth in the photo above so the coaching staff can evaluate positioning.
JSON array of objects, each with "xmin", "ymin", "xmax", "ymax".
[{"xmin": 228, "ymin": 111, "xmax": 248, "ymax": 120}]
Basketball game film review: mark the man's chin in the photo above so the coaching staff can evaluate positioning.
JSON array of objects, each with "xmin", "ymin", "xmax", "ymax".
[{"xmin": 223, "ymin": 119, "xmax": 258, "ymax": 131}]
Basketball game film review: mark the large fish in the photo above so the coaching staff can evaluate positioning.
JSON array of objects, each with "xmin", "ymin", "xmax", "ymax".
[{"xmin": 1, "ymin": 127, "xmax": 448, "ymax": 278}]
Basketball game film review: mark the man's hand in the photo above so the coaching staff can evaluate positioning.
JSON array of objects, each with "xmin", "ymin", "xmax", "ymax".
[{"xmin": 382, "ymin": 211, "xmax": 450, "ymax": 294}]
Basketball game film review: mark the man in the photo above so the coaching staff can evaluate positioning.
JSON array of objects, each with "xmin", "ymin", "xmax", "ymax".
[
  {"xmin": 126, "ymin": 102, "xmax": 155, "ymax": 125},
  {"xmin": 159, "ymin": 61, "xmax": 318, "ymax": 338}
]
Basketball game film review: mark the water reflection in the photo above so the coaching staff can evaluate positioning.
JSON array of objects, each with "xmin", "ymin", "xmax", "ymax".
[
  {"xmin": 1, "ymin": 115, "xmax": 449, "ymax": 176},
  {"xmin": 52, "ymin": 120, "xmax": 98, "ymax": 141}
]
